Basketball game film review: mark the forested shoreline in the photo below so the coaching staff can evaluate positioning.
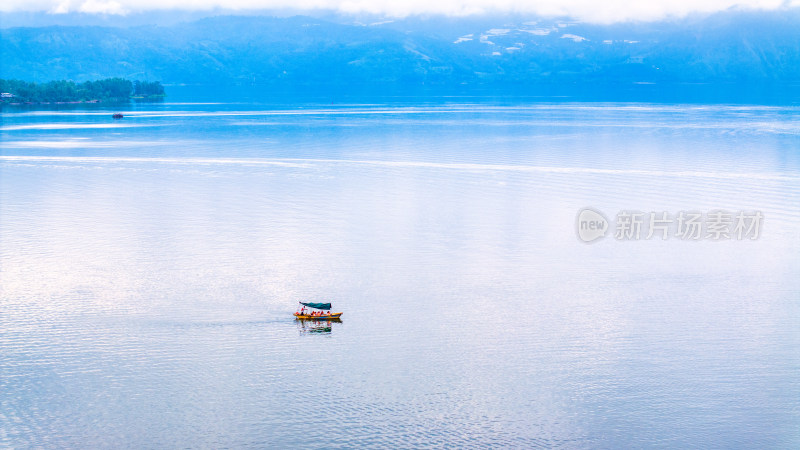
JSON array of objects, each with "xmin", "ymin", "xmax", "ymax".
[{"xmin": 0, "ymin": 78, "xmax": 165, "ymax": 104}]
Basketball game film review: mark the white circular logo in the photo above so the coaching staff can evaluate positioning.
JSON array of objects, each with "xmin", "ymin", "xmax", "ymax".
[{"xmin": 576, "ymin": 208, "xmax": 608, "ymax": 243}]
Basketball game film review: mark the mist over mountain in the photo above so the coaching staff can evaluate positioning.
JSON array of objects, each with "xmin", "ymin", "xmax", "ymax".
[{"xmin": 2, "ymin": 9, "xmax": 799, "ymax": 86}]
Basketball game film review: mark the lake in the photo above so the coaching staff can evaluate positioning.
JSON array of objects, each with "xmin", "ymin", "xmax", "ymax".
[{"xmin": 2, "ymin": 89, "xmax": 799, "ymax": 447}]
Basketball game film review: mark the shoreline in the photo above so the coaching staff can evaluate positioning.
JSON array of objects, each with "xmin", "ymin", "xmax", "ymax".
[
  {"xmin": 1, "ymin": 95, "xmax": 166, "ymax": 107},
  {"xmin": 1, "ymin": 99, "xmax": 102, "ymax": 106}
]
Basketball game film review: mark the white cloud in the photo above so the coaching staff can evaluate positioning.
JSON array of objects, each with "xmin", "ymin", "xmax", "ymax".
[
  {"xmin": 78, "ymin": 0, "xmax": 127, "ymax": 14},
  {"xmin": 561, "ymin": 33, "xmax": 587, "ymax": 42},
  {"xmin": 3, "ymin": 0, "xmax": 800, "ymax": 23},
  {"xmin": 48, "ymin": 0, "xmax": 72, "ymax": 13}
]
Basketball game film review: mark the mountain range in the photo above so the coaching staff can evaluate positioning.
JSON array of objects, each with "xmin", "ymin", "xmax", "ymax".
[{"xmin": 2, "ymin": 9, "xmax": 799, "ymax": 86}]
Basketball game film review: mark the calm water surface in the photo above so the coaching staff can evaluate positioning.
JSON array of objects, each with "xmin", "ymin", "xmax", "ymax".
[{"xmin": 1, "ymin": 93, "xmax": 799, "ymax": 447}]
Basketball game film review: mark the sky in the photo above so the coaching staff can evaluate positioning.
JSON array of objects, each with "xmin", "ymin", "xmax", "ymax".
[{"xmin": 1, "ymin": 0, "xmax": 799, "ymax": 23}]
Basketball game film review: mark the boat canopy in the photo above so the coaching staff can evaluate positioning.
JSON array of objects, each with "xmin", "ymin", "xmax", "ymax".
[{"xmin": 300, "ymin": 302, "xmax": 331, "ymax": 310}]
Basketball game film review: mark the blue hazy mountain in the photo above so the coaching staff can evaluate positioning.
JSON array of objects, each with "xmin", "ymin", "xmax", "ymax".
[{"xmin": 2, "ymin": 10, "xmax": 799, "ymax": 85}]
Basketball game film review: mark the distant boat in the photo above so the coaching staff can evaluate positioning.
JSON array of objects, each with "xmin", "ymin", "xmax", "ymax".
[
  {"xmin": 294, "ymin": 301, "xmax": 343, "ymax": 320},
  {"xmin": 112, "ymin": 113, "xmax": 123, "ymax": 119}
]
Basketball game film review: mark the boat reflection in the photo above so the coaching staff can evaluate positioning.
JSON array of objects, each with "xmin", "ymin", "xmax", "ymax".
[{"xmin": 296, "ymin": 317, "xmax": 342, "ymax": 335}]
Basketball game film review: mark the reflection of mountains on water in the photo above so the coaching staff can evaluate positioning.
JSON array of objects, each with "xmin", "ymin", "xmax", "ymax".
[{"xmin": 296, "ymin": 318, "xmax": 342, "ymax": 335}]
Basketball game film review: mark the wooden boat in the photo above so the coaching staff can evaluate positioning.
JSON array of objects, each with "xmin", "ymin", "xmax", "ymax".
[
  {"xmin": 294, "ymin": 301, "xmax": 342, "ymax": 320},
  {"xmin": 112, "ymin": 113, "xmax": 123, "ymax": 119},
  {"xmin": 294, "ymin": 312, "xmax": 342, "ymax": 320}
]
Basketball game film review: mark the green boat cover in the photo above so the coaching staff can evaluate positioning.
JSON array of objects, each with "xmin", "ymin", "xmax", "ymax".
[{"xmin": 300, "ymin": 302, "xmax": 331, "ymax": 310}]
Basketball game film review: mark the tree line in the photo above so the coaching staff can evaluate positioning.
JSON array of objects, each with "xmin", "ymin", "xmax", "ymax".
[
  {"xmin": 133, "ymin": 80, "xmax": 165, "ymax": 97},
  {"xmin": 0, "ymin": 78, "xmax": 165, "ymax": 103}
]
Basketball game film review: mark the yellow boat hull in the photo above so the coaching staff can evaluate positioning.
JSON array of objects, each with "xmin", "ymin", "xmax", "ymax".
[{"xmin": 294, "ymin": 312, "xmax": 342, "ymax": 320}]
